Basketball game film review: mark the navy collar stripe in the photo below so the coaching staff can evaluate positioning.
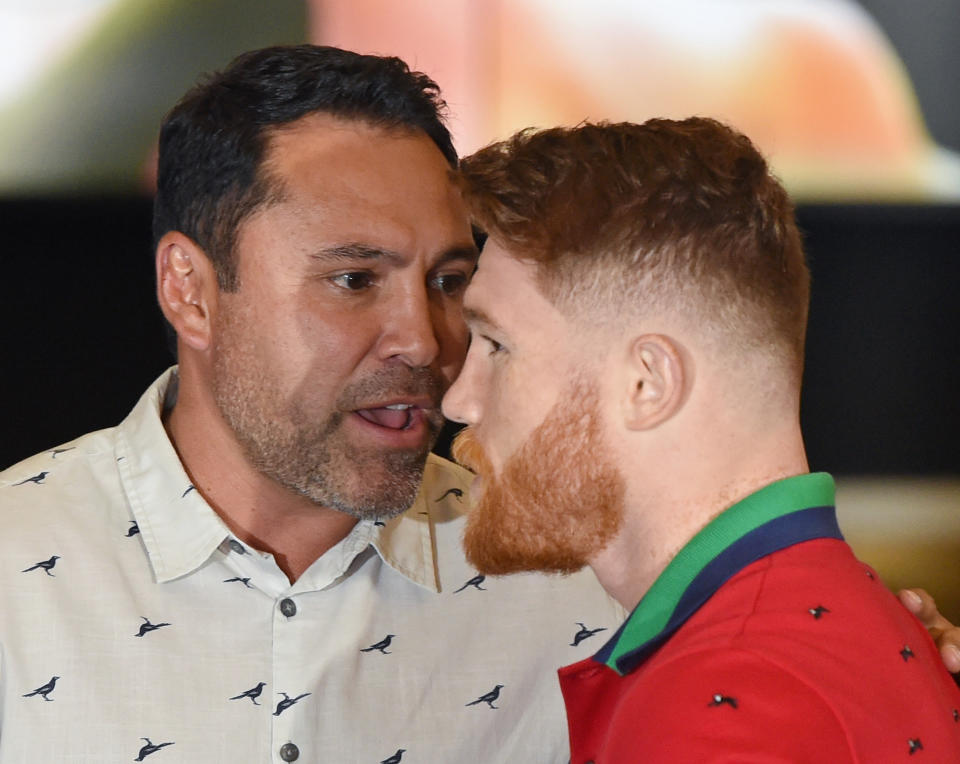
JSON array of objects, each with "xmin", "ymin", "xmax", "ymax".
[{"xmin": 614, "ymin": 505, "xmax": 842, "ymax": 675}]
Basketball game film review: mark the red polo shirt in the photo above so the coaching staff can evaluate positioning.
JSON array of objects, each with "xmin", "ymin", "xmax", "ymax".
[{"xmin": 559, "ymin": 474, "xmax": 960, "ymax": 762}]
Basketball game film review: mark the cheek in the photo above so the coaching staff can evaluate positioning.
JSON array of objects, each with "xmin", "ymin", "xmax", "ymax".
[{"xmin": 283, "ymin": 303, "xmax": 377, "ymax": 389}]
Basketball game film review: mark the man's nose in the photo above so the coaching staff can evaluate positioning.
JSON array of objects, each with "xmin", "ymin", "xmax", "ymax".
[
  {"xmin": 377, "ymin": 286, "xmax": 441, "ymax": 368},
  {"xmin": 442, "ymin": 354, "xmax": 482, "ymax": 425}
]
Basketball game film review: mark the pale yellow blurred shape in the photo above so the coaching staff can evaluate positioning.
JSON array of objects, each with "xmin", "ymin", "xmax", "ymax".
[{"xmin": 837, "ymin": 477, "xmax": 960, "ymax": 625}]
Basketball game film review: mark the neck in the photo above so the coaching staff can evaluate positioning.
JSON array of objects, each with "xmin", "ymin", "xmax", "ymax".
[
  {"xmin": 164, "ymin": 371, "xmax": 358, "ymax": 583},
  {"xmin": 590, "ymin": 421, "xmax": 809, "ymax": 612}
]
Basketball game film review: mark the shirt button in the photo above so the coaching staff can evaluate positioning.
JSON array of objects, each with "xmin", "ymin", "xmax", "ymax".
[
  {"xmin": 228, "ymin": 539, "xmax": 246, "ymax": 554},
  {"xmin": 280, "ymin": 598, "xmax": 297, "ymax": 618},
  {"xmin": 279, "ymin": 742, "xmax": 300, "ymax": 761}
]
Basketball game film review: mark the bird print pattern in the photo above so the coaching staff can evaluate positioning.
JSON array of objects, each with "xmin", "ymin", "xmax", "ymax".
[
  {"xmin": 435, "ymin": 487, "xmax": 463, "ymax": 502},
  {"xmin": 134, "ymin": 617, "xmax": 170, "ymax": 637},
  {"xmin": 466, "ymin": 685, "xmax": 503, "ymax": 709},
  {"xmin": 22, "ymin": 676, "xmax": 59, "ymax": 701},
  {"xmin": 135, "ymin": 738, "xmax": 174, "ymax": 760},
  {"xmin": 0, "ymin": 427, "xmax": 648, "ymax": 761},
  {"xmin": 453, "ymin": 575, "xmax": 486, "ymax": 593},
  {"xmin": 13, "ymin": 471, "xmax": 49, "ymax": 486},
  {"xmin": 230, "ymin": 682, "xmax": 266, "ymax": 705},
  {"xmin": 273, "ymin": 692, "xmax": 311, "ymax": 716},
  {"xmin": 570, "ymin": 622, "xmax": 606, "ymax": 647},
  {"xmin": 361, "ymin": 635, "xmax": 395, "ymax": 654},
  {"xmin": 21, "ymin": 555, "xmax": 60, "ymax": 576}
]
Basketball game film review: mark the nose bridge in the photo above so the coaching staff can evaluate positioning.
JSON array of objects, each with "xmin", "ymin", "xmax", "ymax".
[
  {"xmin": 378, "ymin": 278, "xmax": 440, "ymax": 367},
  {"xmin": 442, "ymin": 347, "xmax": 482, "ymax": 425}
]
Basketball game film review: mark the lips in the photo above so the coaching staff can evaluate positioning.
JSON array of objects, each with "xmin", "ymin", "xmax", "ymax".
[{"xmin": 355, "ymin": 404, "xmax": 415, "ymax": 430}]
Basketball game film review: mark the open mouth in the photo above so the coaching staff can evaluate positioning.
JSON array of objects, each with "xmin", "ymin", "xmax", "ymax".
[{"xmin": 354, "ymin": 403, "xmax": 418, "ymax": 430}]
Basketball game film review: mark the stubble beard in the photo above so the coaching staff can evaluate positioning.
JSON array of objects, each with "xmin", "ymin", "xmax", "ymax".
[
  {"xmin": 452, "ymin": 379, "xmax": 625, "ymax": 575},
  {"xmin": 211, "ymin": 333, "xmax": 445, "ymax": 521}
]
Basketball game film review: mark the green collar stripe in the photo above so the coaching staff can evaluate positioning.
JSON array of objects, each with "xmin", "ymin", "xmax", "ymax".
[{"xmin": 606, "ymin": 472, "xmax": 835, "ymax": 669}]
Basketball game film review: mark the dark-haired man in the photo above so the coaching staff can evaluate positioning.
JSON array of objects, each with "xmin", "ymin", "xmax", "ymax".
[
  {"xmin": 0, "ymin": 46, "xmax": 620, "ymax": 762},
  {"xmin": 444, "ymin": 118, "xmax": 960, "ymax": 761}
]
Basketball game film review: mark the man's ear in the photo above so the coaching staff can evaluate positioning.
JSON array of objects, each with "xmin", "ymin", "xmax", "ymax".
[
  {"xmin": 622, "ymin": 334, "xmax": 686, "ymax": 430},
  {"xmin": 155, "ymin": 232, "xmax": 218, "ymax": 352}
]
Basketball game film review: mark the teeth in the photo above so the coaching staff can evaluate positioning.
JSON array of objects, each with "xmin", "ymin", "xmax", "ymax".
[{"xmin": 385, "ymin": 404, "xmax": 412, "ymax": 410}]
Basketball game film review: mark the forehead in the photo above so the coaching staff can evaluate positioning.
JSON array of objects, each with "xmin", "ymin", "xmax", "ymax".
[
  {"xmin": 464, "ymin": 240, "xmax": 571, "ymax": 343},
  {"xmin": 260, "ymin": 113, "xmax": 469, "ymax": 247}
]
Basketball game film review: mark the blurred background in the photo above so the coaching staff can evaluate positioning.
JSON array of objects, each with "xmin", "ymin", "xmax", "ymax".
[{"xmin": 2, "ymin": 0, "xmax": 958, "ymax": 619}]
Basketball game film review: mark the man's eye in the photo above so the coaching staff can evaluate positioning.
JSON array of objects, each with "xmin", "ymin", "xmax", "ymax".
[
  {"xmin": 431, "ymin": 272, "xmax": 469, "ymax": 297},
  {"xmin": 331, "ymin": 272, "xmax": 374, "ymax": 291},
  {"xmin": 483, "ymin": 335, "xmax": 504, "ymax": 355}
]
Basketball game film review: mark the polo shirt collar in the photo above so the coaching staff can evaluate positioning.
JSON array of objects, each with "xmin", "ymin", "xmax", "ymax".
[
  {"xmin": 116, "ymin": 368, "xmax": 445, "ymax": 591},
  {"xmin": 594, "ymin": 472, "xmax": 841, "ymax": 676}
]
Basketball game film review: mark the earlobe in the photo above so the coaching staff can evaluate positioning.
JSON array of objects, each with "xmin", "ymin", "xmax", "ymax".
[
  {"xmin": 156, "ymin": 232, "xmax": 216, "ymax": 352},
  {"xmin": 622, "ymin": 334, "xmax": 686, "ymax": 430}
]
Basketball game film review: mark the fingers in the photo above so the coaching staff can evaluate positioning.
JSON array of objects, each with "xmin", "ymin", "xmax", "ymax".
[
  {"xmin": 899, "ymin": 588, "xmax": 960, "ymax": 674},
  {"xmin": 899, "ymin": 588, "xmax": 951, "ymax": 631},
  {"xmin": 938, "ymin": 632, "xmax": 960, "ymax": 674}
]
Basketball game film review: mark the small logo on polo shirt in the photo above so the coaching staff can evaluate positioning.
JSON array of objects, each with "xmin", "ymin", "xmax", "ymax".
[{"xmin": 708, "ymin": 693, "xmax": 738, "ymax": 709}]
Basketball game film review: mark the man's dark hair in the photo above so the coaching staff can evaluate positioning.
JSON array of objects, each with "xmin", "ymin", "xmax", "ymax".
[{"xmin": 153, "ymin": 44, "xmax": 457, "ymax": 290}]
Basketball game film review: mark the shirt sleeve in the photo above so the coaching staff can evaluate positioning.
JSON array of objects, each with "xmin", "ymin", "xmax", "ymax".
[{"xmin": 603, "ymin": 648, "xmax": 856, "ymax": 763}]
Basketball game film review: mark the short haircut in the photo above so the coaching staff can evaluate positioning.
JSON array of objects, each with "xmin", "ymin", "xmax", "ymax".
[
  {"xmin": 153, "ymin": 44, "xmax": 457, "ymax": 290},
  {"xmin": 458, "ymin": 118, "xmax": 810, "ymax": 374}
]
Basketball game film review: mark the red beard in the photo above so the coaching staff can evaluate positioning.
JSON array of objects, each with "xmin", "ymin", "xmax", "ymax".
[{"xmin": 452, "ymin": 380, "xmax": 624, "ymax": 575}]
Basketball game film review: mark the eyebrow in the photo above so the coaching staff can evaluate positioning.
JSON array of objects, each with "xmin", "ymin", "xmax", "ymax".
[
  {"xmin": 310, "ymin": 243, "xmax": 401, "ymax": 263},
  {"xmin": 311, "ymin": 242, "xmax": 479, "ymax": 268},
  {"xmin": 462, "ymin": 305, "xmax": 504, "ymax": 334}
]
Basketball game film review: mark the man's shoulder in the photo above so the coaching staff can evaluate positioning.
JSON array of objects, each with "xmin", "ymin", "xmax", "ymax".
[
  {"xmin": 612, "ymin": 539, "xmax": 960, "ymax": 760},
  {"xmin": 0, "ymin": 427, "xmax": 122, "ymax": 545},
  {"xmin": 0, "ymin": 427, "xmax": 116, "ymax": 490}
]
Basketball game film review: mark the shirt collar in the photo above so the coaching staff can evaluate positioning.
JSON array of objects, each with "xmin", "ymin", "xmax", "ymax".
[
  {"xmin": 371, "ymin": 454, "xmax": 460, "ymax": 594},
  {"xmin": 116, "ymin": 368, "xmax": 234, "ymax": 583},
  {"xmin": 593, "ymin": 472, "xmax": 841, "ymax": 676},
  {"xmin": 116, "ymin": 368, "xmax": 456, "ymax": 592}
]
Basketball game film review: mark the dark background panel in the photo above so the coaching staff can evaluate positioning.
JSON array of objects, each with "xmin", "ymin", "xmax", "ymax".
[
  {"xmin": 2, "ymin": 199, "xmax": 959, "ymax": 476},
  {"xmin": 3, "ymin": 197, "xmax": 171, "ymax": 465},
  {"xmin": 798, "ymin": 204, "xmax": 960, "ymax": 474}
]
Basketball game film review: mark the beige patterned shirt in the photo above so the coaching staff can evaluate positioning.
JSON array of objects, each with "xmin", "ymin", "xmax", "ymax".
[{"xmin": 0, "ymin": 369, "xmax": 623, "ymax": 763}]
